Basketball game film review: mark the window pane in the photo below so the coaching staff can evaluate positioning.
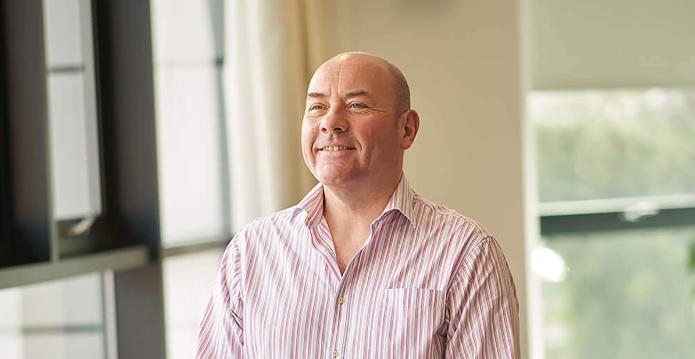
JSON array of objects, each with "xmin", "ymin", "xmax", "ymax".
[
  {"xmin": 151, "ymin": 0, "xmax": 224, "ymax": 63},
  {"xmin": 155, "ymin": 66, "xmax": 227, "ymax": 244},
  {"xmin": 152, "ymin": 0, "xmax": 229, "ymax": 245},
  {"xmin": 0, "ymin": 273, "xmax": 106, "ymax": 359},
  {"xmin": 47, "ymin": 73, "xmax": 100, "ymax": 220},
  {"xmin": 163, "ymin": 249, "xmax": 224, "ymax": 359},
  {"xmin": 540, "ymin": 226, "xmax": 695, "ymax": 359},
  {"xmin": 43, "ymin": 0, "xmax": 83, "ymax": 67},
  {"xmin": 43, "ymin": 0, "xmax": 102, "ymax": 223},
  {"xmin": 531, "ymin": 89, "xmax": 695, "ymax": 203}
]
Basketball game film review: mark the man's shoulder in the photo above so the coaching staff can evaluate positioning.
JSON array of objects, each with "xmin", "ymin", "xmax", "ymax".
[
  {"xmin": 234, "ymin": 206, "xmax": 299, "ymax": 238},
  {"xmin": 412, "ymin": 192, "xmax": 492, "ymax": 242}
]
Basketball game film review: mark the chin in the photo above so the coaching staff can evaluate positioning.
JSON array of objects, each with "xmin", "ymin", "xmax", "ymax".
[
  {"xmin": 312, "ymin": 163, "xmax": 369, "ymax": 187},
  {"xmin": 315, "ymin": 171, "xmax": 354, "ymax": 187},
  {"xmin": 316, "ymin": 175, "xmax": 345, "ymax": 187}
]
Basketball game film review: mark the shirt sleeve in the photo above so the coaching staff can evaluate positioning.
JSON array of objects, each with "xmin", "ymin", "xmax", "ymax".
[
  {"xmin": 197, "ymin": 237, "xmax": 245, "ymax": 359},
  {"xmin": 444, "ymin": 236, "xmax": 521, "ymax": 358}
]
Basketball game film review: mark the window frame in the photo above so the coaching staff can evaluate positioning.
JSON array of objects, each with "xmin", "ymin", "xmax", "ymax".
[{"xmin": 540, "ymin": 197, "xmax": 695, "ymax": 236}]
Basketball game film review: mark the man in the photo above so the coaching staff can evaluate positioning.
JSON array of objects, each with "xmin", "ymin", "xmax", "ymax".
[{"xmin": 198, "ymin": 52, "xmax": 520, "ymax": 358}]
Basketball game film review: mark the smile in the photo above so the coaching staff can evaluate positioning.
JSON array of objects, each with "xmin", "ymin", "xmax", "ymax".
[{"xmin": 318, "ymin": 146, "xmax": 356, "ymax": 152}]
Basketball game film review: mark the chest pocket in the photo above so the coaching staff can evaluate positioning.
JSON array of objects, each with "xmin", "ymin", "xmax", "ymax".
[{"xmin": 381, "ymin": 288, "xmax": 447, "ymax": 357}]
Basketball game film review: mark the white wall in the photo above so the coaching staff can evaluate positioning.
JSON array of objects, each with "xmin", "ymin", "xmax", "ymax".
[
  {"xmin": 530, "ymin": 0, "xmax": 695, "ymax": 89},
  {"xmin": 335, "ymin": 0, "xmax": 529, "ymax": 355}
]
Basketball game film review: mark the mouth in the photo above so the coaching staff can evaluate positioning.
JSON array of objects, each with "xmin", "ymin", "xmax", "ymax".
[{"xmin": 317, "ymin": 145, "xmax": 356, "ymax": 152}]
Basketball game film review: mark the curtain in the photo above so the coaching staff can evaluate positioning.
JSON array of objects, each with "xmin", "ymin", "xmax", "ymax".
[{"xmin": 224, "ymin": 0, "xmax": 338, "ymax": 231}]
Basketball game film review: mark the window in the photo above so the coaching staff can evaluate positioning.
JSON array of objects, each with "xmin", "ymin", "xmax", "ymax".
[
  {"xmin": 151, "ymin": 0, "xmax": 229, "ymax": 246},
  {"xmin": 162, "ymin": 249, "xmax": 223, "ymax": 359},
  {"xmin": 149, "ymin": 1, "xmax": 231, "ymax": 357},
  {"xmin": 0, "ymin": 273, "xmax": 111, "ymax": 359},
  {"xmin": 44, "ymin": 0, "xmax": 101, "ymax": 222},
  {"xmin": 42, "ymin": 0, "xmax": 107, "ymax": 257},
  {"xmin": 2, "ymin": 0, "xmax": 163, "ymax": 357},
  {"xmin": 533, "ymin": 89, "xmax": 695, "ymax": 202},
  {"xmin": 531, "ymin": 89, "xmax": 695, "ymax": 358}
]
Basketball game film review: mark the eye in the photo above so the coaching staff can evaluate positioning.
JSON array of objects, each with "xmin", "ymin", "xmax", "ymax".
[
  {"xmin": 347, "ymin": 102, "xmax": 367, "ymax": 110},
  {"xmin": 308, "ymin": 103, "xmax": 326, "ymax": 112}
]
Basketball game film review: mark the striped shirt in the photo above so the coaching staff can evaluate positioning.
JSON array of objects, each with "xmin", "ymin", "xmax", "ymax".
[{"xmin": 197, "ymin": 176, "xmax": 520, "ymax": 358}]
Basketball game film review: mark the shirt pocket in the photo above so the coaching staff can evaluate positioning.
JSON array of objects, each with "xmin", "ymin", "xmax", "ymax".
[{"xmin": 381, "ymin": 288, "xmax": 447, "ymax": 357}]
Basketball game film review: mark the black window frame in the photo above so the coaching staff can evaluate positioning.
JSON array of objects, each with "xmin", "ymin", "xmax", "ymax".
[{"xmin": 540, "ymin": 202, "xmax": 695, "ymax": 236}]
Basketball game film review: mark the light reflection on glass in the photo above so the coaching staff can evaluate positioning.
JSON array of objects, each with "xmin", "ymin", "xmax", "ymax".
[{"xmin": 531, "ymin": 246, "xmax": 568, "ymax": 282}]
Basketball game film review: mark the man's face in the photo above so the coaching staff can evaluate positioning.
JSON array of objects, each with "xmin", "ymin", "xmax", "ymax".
[{"xmin": 301, "ymin": 54, "xmax": 410, "ymax": 188}]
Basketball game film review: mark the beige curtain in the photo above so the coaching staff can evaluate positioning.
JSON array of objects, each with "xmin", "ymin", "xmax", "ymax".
[{"xmin": 224, "ymin": 0, "xmax": 338, "ymax": 231}]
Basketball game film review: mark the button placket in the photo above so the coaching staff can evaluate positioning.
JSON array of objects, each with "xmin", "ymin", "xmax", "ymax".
[
  {"xmin": 328, "ymin": 276, "xmax": 351, "ymax": 359},
  {"xmin": 328, "ymin": 219, "xmax": 379, "ymax": 358}
]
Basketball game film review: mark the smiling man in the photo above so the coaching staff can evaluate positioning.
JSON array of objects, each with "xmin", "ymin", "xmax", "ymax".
[{"xmin": 197, "ymin": 52, "xmax": 520, "ymax": 358}]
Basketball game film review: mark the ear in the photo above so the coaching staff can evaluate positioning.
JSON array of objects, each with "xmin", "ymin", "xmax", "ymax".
[{"xmin": 400, "ymin": 109, "xmax": 420, "ymax": 150}]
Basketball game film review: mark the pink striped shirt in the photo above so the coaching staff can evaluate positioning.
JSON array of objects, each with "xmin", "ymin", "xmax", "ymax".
[{"xmin": 198, "ymin": 176, "xmax": 520, "ymax": 358}]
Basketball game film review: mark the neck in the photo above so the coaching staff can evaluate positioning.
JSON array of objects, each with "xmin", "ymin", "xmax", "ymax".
[
  {"xmin": 322, "ymin": 172, "xmax": 402, "ymax": 229},
  {"xmin": 321, "ymin": 172, "xmax": 402, "ymax": 274}
]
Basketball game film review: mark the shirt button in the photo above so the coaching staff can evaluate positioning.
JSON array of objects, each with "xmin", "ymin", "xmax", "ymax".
[
  {"xmin": 338, "ymin": 296, "xmax": 345, "ymax": 304},
  {"xmin": 332, "ymin": 350, "xmax": 339, "ymax": 358}
]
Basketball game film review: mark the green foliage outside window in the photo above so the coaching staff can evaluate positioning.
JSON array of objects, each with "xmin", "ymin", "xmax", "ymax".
[
  {"xmin": 533, "ymin": 89, "xmax": 695, "ymax": 202},
  {"xmin": 532, "ymin": 89, "xmax": 695, "ymax": 359},
  {"xmin": 543, "ymin": 228, "xmax": 695, "ymax": 359}
]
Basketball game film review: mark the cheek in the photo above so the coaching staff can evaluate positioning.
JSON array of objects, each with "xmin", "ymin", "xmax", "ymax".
[
  {"xmin": 361, "ymin": 122, "xmax": 397, "ymax": 148},
  {"xmin": 359, "ymin": 122, "xmax": 377, "ymax": 142},
  {"xmin": 300, "ymin": 121, "xmax": 317, "ymax": 161},
  {"xmin": 300, "ymin": 121, "xmax": 313, "ymax": 146}
]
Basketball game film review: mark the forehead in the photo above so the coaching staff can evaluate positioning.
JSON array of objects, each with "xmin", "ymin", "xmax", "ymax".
[{"xmin": 307, "ymin": 56, "xmax": 395, "ymax": 99}]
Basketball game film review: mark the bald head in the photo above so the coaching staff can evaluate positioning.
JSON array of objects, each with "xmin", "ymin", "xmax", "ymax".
[
  {"xmin": 313, "ymin": 52, "xmax": 411, "ymax": 116},
  {"xmin": 301, "ymin": 52, "xmax": 420, "ymax": 191}
]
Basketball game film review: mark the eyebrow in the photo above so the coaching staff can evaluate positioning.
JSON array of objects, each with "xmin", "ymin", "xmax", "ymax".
[
  {"xmin": 306, "ymin": 92, "xmax": 326, "ymax": 98},
  {"xmin": 344, "ymin": 90, "xmax": 369, "ymax": 98},
  {"xmin": 306, "ymin": 90, "xmax": 371, "ymax": 99}
]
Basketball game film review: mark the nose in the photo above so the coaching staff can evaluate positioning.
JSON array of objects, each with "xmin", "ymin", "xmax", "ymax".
[{"xmin": 320, "ymin": 109, "xmax": 348, "ymax": 134}]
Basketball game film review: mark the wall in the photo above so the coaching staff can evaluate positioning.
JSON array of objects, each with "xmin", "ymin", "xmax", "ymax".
[
  {"xmin": 334, "ymin": 0, "xmax": 529, "ymax": 354},
  {"xmin": 530, "ymin": 0, "xmax": 695, "ymax": 89}
]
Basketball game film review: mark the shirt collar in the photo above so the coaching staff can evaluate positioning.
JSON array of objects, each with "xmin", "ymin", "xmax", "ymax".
[
  {"xmin": 291, "ymin": 182, "xmax": 325, "ymax": 228},
  {"xmin": 381, "ymin": 175, "xmax": 416, "ymax": 227},
  {"xmin": 290, "ymin": 174, "xmax": 417, "ymax": 229}
]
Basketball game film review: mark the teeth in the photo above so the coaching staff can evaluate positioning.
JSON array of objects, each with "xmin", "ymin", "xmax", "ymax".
[{"xmin": 321, "ymin": 146, "xmax": 353, "ymax": 151}]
